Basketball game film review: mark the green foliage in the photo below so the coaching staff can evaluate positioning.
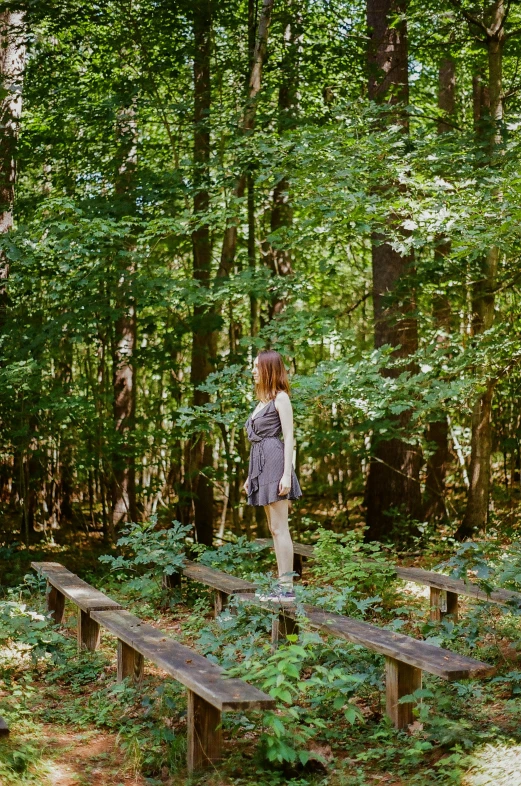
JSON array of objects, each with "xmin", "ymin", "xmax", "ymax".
[
  {"xmin": 309, "ymin": 528, "xmax": 399, "ymax": 617},
  {"xmin": 99, "ymin": 517, "xmax": 190, "ymax": 600},
  {"xmin": 0, "ymin": 598, "xmax": 64, "ymax": 665},
  {"xmin": 196, "ymin": 536, "xmax": 272, "ymax": 578}
]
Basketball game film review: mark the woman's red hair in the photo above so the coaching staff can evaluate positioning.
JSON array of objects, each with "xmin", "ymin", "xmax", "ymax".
[{"xmin": 255, "ymin": 350, "xmax": 290, "ymax": 402}]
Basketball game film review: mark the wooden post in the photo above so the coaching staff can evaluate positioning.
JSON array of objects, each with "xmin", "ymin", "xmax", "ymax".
[
  {"xmin": 214, "ymin": 590, "xmax": 228, "ymax": 618},
  {"xmin": 271, "ymin": 612, "xmax": 298, "ymax": 650},
  {"xmin": 162, "ymin": 572, "xmax": 182, "ymax": 589},
  {"xmin": 293, "ymin": 552, "xmax": 303, "ymax": 579},
  {"xmin": 446, "ymin": 591, "xmax": 459, "ymax": 620},
  {"xmin": 47, "ymin": 583, "xmax": 65, "ymax": 624},
  {"xmin": 385, "ymin": 657, "xmax": 422, "ymax": 729},
  {"xmin": 429, "ymin": 587, "xmax": 442, "ymax": 622},
  {"xmin": 77, "ymin": 609, "xmax": 101, "ymax": 652},
  {"xmin": 117, "ymin": 640, "xmax": 144, "ymax": 684},
  {"xmin": 0, "ymin": 716, "xmax": 9, "ymax": 736},
  {"xmin": 186, "ymin": 689, "xmax": 222, "ymax": 772}
]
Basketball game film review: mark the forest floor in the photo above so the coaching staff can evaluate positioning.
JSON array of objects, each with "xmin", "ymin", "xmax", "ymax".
[{"xmin": 1, "ymin": 528, "xmax": 521, "ymax": 786}]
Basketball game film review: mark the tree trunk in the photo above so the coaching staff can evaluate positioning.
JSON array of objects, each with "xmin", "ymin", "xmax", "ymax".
[
  {"xmin": 424, "ymin": 56, "xmax": 455, "ymax": 520},
  {"xmin": 217, "ymin": 0, "xmax": 274, "ymax": 280},
  {"xmin": 111, "ymin": 102, "xmax": 138, "ymax": 537},
  {"xmin": 0, "ymin": 11, "xmax": 25, "ymax": 318},
  {"xmin": 266, "ymin": 1, "xmax": 300, "ymax": 317},
  {"xmin": 185, "ymin": 0, "xmax": 215, "ymax": 546},
  {"xmin": 364, "ymin": 0, "xmax": 422, "ymax": 544},
  {"xmin": 456, "ymin": 1, "xmax": 504, "ymax": 539}
]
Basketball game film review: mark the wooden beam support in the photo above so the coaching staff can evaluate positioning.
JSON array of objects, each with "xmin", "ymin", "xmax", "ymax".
[
  {"xmin": 214, "ymin": 590, "xmax": 228, "ymax": 617},
  {"xmin": 162, "ymin": 572, "xmax": 182, "ymax": 589},
  {"xmin": 77, "ymin": 609, "xmax": 101, "ymax": 652},
  {"xmin": 385, "ymin": 656, "xmax": 422, "ymax": 729},
  {"xmin": 271, "ymin": 612, "xmax": 299, "ymax": 650},
  {"xmin": 47, "ymin": 583, "xmax": 65, "ymax": 624},
  {"xmin": 446, "ymin": 591, "xmax": 459, "ymax": 620},
  {"xmin": 0, "ymin": 716, "xmax": 9, "ymax": 736},
  {"xmin": 293, "ymin": 551, "xmax": 303, "ymax": 579},
  {"xmin": 430, "ymin": 587, "xmax": 443, "ymax": 622},
  {"xmin": 117, "ymin": 639, "xmax": 144, "ymax": 684},
  {"xmin": 186, "ymin": 689, "xmax": 222, "ymax": 771}
]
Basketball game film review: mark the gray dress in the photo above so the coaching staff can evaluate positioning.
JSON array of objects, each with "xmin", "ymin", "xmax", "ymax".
[{"xmin": 245, "ymin": 398, "xmax": 302, "ymax": 507}]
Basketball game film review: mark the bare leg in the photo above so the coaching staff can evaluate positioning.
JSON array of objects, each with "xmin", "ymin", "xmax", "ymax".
[{"xmin": 264, "ymin": 500, "xmax": 294, "ymax": 590}]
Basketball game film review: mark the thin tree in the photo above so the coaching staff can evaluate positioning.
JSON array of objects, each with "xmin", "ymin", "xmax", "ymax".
[{"xmin": 424, "ymin": 54, "xmax": 456, "ymax": 520}]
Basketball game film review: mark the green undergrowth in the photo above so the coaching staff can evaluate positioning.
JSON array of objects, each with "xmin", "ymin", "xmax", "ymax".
[{"xmin": 1, "ymin": 526, "xmax": 521, "ymax": 784}]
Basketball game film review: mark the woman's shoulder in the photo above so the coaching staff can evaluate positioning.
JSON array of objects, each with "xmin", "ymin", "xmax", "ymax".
[{"xmin": 274, "ymin": 390, "xmax": 290, "ymax": 407}]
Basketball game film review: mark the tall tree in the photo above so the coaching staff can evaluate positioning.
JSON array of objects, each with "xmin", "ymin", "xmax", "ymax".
[
  {"xmin": 111, "ymin": 100, "xmax": 138, "ymax": 536},
  {"xmin": 266, "ymin": 0, "xmax": 300, "ymax": 318},
  {"xmin": 453, "ymin": 0, "xmax": 506, "ymax": 538},
  {"xmin": 185, "ymin": 0, "xmax": 215, "ymax": 546},
  {"xmin": 364, "ymin": 0, "xmax": 422, "ymax": 543},
  {"xmin": 0, "ymin": 10, "xmax": 25, "ymax": 315},
  {"xmin": 423, "ymin": 54, "xmax": 456, "ymax": 520}
]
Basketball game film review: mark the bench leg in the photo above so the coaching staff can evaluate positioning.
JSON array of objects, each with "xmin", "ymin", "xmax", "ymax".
[
  {"xmin": 186, "ymin": 690, "xmax": 222, "ymax": 772},
  {"xmin": 162, "ymin": 572, "xmax": 182, "ymax": 589},
  {"xmin": 214, "ymin": 590, "xmax": 229, "ymax": 618},
  {"xmin": 271, "ymin": 612, "xmax": 299, "ymax": 650},
  {"xmin": 293, "ymin": 552, "xmax": 303, "ymax": 579},
  {"xmin": 385, "ymin": 657, "xmax": 422, "ymax": 729},
  {"xmin": 77, "ymin": 610, "xmax": 100, "ymax": 652},
  {"xmin": 117, "ymin": 640, "xmax": 144, "ymax": 684},
  {"xmin": 47, "ymin": 583, "xmax": 65, "ymax": 624},
  {"xmin": 0, "ymin": 716, "xmax": 9, "ymax": 736},
  {"xmin": 445, "ymin": 591, "xmax": 459, "ymax": 620},
  {"xmin": 430, "ymin": 587, "xmax": 443, "ymax": 622}
]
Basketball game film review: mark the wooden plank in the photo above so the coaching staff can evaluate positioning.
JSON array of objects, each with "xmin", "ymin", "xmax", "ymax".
[
  {"xmin": 235, "ymin": 594, "xmax": 494, "ymax": 681},
  {"xmin": 394, "ymin": 566, "xmax": 521, "ymax": 606},
  {"xmin": 253, "ymin": 542, "xmax": 521, "ymax": 608},
  {"xmin": 255, "ymin": 538, "xmax": 315, "ymax": 560},
  {"xmin": 182, "ymin": 561, "xmax": 256, "ymax": 595},
  {"xmin": 32, "ymin": 562, "xmax": 122, "ymax": 613},
  {"xmin": 47, "ymin": 584, "xmax": 65, "ymax": 623},
  {"xmin": 78, "ymin": 609, "xmax": 101, "ymax": 652},
  {"xmin": 117, "ymin": 640, "xmax": 144, "ymax": 684},
  {"xmin": 187, "ymin": 690, "xmax": 222, "ymax": 772},
  {"xmin": 385, "ymin": 657, "xmax": 422, "ymax": 729},
  {"xmin": 0, "ymin": 716, "xmax": 9, "ymax": 736},
  {"xmin": 91, "ymin": 609, "xmax": 275, "ymax": 712}
]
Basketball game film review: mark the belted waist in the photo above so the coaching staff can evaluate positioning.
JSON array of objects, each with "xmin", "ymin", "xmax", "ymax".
[{"xmin": 248, "ymin": 436, "xmax": 282, "ymax": 496}]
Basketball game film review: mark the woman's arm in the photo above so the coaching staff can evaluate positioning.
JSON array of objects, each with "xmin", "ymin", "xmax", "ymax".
[{"xmin": 275, "ymin": 392, "xmax": 294, "ymax": 496}]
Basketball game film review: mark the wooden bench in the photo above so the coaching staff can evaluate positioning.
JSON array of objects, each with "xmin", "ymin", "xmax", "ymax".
[
  {"xmin": 0, "ymin": 716, "xmax": 9, "ymax": 736},
  {"xmin": 31, "ymin": 561, "xmax": 123, "ymax": 650},
  {"xmin": 31, "ymin": 562, "xmax": 274, "ymax": 771},
  {"xmin": 180, "ymin": 561, "xmax": 256, "ymax": 616},
  {"xmin": 90, "ymin": 608, "xmax": 274, "ymax": 771},
  {"xmin": 255, "ymin": 539, "xmax": 521, "ymax": 622},
  {"xmin": 236, "ymin": 593, "xmax": 494, "ymax": 729}
]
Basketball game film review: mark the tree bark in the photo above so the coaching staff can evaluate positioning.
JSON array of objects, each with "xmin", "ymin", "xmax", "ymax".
[
  {"xmin": 217, "ymin": 0, "xmax": 274, "ymax": 280},
  {"xmin": 185, "ymin": 0, "xmax": 215, "ymax": 546},
  {"xmin": 266, "ymin": 1, "xmax": 300, "ymax": 317},
  {"xmin": 424, "ymin": 56, "xmax": 455, "ymax": 520},
  {"xmin": 111, "ymin": 102, "xmax": 138, "ymax": 537},
  {"xmin": 0, "ymin": 10, "xmax": 25, "ymax": 319},
  {"xmin": 456, "ymin": 1, "xmax": 504, "ymax": 539},
  {"xmin": 364, "ymin": 0, "xmax": 422, "ymax": 544}
]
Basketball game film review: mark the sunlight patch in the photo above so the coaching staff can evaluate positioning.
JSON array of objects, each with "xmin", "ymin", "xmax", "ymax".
[{"xmin": 464, "ymin": 742, "xmax": 521, "ymax": 786}]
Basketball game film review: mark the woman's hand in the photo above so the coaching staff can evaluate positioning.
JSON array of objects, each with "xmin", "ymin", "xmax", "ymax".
[
  {"xmin": 243, "ymin": 478, "xmax": 249, "ymax": 494},
  {"xmin": 278, "ymin": 474, "xmax": 291, "ymax": 496}
]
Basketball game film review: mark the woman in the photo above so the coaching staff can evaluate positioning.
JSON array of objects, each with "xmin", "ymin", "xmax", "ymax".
[{"xmin": 243, "ymin": 349, "xmax": 302, "ymax": 603}]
